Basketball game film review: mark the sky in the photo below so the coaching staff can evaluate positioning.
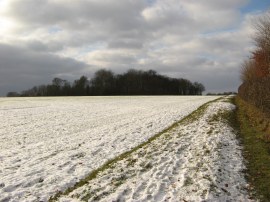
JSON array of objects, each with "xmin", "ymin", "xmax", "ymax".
[{"xmin": 0, "ymin": 0, "xmax": 269, "ymax": 96}]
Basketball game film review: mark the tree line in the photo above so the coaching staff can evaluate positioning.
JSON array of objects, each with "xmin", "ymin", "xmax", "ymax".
[
  {"xmin": 240, "ymin": 11, "xmax": 270, "ymax": 82},
  {"xmin": 7, "ymin": 69, "xmax": 205, "ymax": 97},
  {"xmin": 238, "ymin": 11, "xmax": 270, "ymax": 113}
]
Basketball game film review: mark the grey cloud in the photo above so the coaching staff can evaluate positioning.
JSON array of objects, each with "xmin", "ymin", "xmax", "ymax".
[
  {"xmin": 0, "ymin": 43, "xmax": 88, "ymax": 96},
  {"xmin": 0, "ymin": 0, "xmax": 261, "ymax": 95},
  {"xmin": 5, "ymin": 0, "xmax": 149, "ymax": 50},
  {"xmin": 194, "ymin": 0, "xmax": 248, "ymax": 10},
  {"xmin": 108, "ymin": 39, "xmax": 144, "ymax": 49},
  {"xmin": 5, "ymin": 0, "xmax": 246, "ymax": 51},
  {"xmin": 25, "ymin": 40, "xmax": 64, "ymax": 52},
  {"xmin": 7, "ymin": 0, "xmax": 146, "ymax": 29},
  {"xmin": 142, "ymin": 0, "xmax": 244, "ymax": 35},
  {"xmin": 87, "ymin": 50, "xmax": 139, "ymax": 67},
  {"xmin": 193, "ymin": 70, "xmax": 241, "ymax": 93}
]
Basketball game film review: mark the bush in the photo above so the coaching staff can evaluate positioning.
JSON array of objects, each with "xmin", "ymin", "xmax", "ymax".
[{"xmin": 238, "ymin": 77, "xmax": 270, "ymax": 115}]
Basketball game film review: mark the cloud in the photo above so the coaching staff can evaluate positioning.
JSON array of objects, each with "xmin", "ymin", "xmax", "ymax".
[
  {"xmin": 0, "ymin": 43, "xmax": 88, "ymax": 95},
  {"xmin": 0, "ymin": 0, "xmax": 265, "ymax": 95}
]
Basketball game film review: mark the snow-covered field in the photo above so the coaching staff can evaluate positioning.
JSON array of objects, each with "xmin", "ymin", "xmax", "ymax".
[
  {"xmin": 59, "ymin": 98, "xmax": 252, "ymax": 202},
  {"xmin": 0, "ymin": 96, "xmax": 217, "ymax": 201}
]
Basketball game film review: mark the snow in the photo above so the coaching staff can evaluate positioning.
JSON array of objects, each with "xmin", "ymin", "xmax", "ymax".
[
  {"xmin": 58, "ymin": 98, "xmax": 253, "ymax": 202},
  {"xmin": 0, "ymin": 96, "xmax": 217, "ymax": 201}
]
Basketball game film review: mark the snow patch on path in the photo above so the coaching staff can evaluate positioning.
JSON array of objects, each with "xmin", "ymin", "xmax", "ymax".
[{"xmin": 59, "ymin": 98, "xmax": 253, "ymax": 202}]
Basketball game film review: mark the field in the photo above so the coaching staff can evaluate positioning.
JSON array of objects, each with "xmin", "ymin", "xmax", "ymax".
[
  {"xmin": 0, "ymin": 96, "xmax": 218, "ymax": 201},
  {"xmin": 58, "ymin": 97, "xmax": 251, "ymax": 201}
]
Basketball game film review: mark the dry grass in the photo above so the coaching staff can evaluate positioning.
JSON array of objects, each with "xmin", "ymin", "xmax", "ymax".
[
  {"xmin": 236, "ymin": 96, "xmax": 270, "ymax": 142},
  {"xmin": 235, "ymin": 96, "xmax": 270, "ymax": 201}
]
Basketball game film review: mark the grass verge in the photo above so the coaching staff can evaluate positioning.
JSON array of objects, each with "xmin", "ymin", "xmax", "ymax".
[
  {"xmin": 49, "ymin": 97, "xmax": 222, "ymax": 201},
  {"xmin": 235, "ymin": 96, "xmax": 270, "ymax": 201}
]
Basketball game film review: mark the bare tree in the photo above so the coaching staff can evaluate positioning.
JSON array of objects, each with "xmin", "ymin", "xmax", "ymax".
[
  {"xmin": 240, "ymin": 59, "xmax": 257, "ymax": 82},
  {"xmin": 253, "ymin": 10, "xmax": 270, "ymax": 76}
]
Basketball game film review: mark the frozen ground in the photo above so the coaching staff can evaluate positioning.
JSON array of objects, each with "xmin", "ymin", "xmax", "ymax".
[
  {"xmin": 59, "ymin": 98, "xmax": 253, "ymax": 202},
  {"xmin": 0, "ymin": 96, "xmax": 217, "ymax": 201}
]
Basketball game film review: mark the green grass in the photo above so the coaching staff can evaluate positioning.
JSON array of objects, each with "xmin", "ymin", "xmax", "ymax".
[
  {"xmin": 49, "ymin": 97, "xmax": 222, "ymax": 201},
  {"xmin": 235, "ymin": 96, "xmax": 270, "ymax": 201}
]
